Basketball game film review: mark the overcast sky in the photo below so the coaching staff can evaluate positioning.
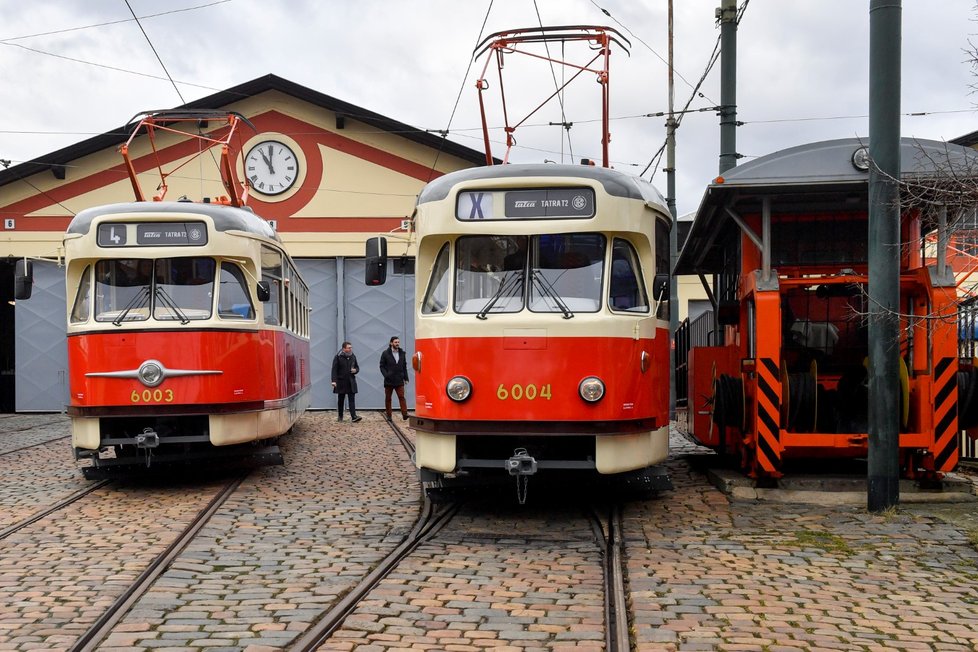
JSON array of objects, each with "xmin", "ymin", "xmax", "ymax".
[{"xmin": 1, "ymin": 0, "xmax": 975, "ymax": 217}]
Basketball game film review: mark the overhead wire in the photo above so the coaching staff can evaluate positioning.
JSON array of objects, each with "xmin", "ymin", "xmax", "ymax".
[
  {"xmin": 424, "ymin": 0, "xmax": 494, "ymax": 181},
  {"xmin": 0, "ymin": 1, "xmax": 232, "ymax": 43},
  {"xmin": 125, "ymin": 0, "xmax": 185, "ymax": 104},
  {"xmin": 534, "ymin": 0, "xmax": 574, "ymax": 163}
]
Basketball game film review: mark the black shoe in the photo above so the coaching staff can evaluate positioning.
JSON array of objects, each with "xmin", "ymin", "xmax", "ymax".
[
  {"xmin": 384, "ymin": 413, "xmax": 392, "ymax": 422},
  {"xmin": 337, "ymin": 416, "xmax": 343, "ymax": 422},
  {"xmin": 351, "ymin": 415, "xmax": 362, "ymax": 423},
  {"xmin": 402, "ymin": 413, "xmax": 409, "ymax": 421}
]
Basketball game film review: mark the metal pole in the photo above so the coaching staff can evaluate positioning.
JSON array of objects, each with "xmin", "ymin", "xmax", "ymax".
[
  {"xmin": 667, "ymin": 0, "xmax": 679, "ymax": 420},
  {"xmin": 718, "ymin": 0, "xmax": 738, "ymax": 174},
  {"xmin": 867, "ymin": 0, "xmax": 901, "ymax": 512}
]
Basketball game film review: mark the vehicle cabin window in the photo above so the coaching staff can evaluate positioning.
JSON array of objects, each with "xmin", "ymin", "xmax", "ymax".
[
  {"xmin": 422, "ymin": 243, "xmax": 451, "ymax": 314},
  {"xmin": 609, "ymin": 238, "xmax": 649, "ymax": 313},
  {"xmin": 70, "ymin": 265, "xmax": 92, "ymax": 323},
  {"xmin": 153, "ymin": 257, "xmax": 215, "ymax": 321},
  {"xmin": 454, "ymin": 236, "xmax": 526, "ymax": 314},
  {"xmin": 654, "ymin": 219, "xmax": 670, "ymax": 321},
  {"xmin": 218, "ymin": 262, "xmax": 255, "ymax": 319},
  {"xmin": 528, "ymin": 233, "xmax": 604, "ymax": 313},
  {"xmin": 95, "ymin": 258, "xmax": 153, "ymax": 322},
  {"xmin": 261, "ymin": 246, "xmax": 282, "ymax": 326}
]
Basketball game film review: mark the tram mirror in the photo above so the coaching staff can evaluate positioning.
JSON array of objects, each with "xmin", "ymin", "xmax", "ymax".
[
  {"xmin": 365, "ymin": 236, "xmax": 388, "ymax": 286},
  {"xmin": 13, "ymin": 259, "xmax": 33, "ymax": 300},
  {"xmin": 652, "ymin": 273, "xmax": 669, "ymax": 301},
  {"xmin": 256, "ymin": 281, "xmax": 271, "ymax": 302},
  {"xmin": 717, "ymin": 300, "xmax": 739, "ymax": 326}
]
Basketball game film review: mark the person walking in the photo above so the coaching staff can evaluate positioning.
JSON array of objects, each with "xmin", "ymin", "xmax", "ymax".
[
  {"xmin": 379, "ymin": 335, "xmax": 410, "ymax": 421},
  {"xmin": 331, "ymin": 341, "xmax": 362, "ymax": 422}
]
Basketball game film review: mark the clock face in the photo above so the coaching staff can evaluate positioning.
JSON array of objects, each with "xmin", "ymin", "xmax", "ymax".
[{"xmin": 245, "ymin": 140, "xmax": 300, "ymax": 195}]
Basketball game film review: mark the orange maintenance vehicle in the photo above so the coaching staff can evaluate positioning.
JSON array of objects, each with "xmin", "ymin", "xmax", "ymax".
[{"xmin": 674, "ymin": 138, "xmax": 978, "ymax": 480}]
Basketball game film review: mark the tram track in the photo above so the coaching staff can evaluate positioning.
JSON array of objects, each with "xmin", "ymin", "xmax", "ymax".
[
  {"xmin": 67, "ymin": 472, "xmax": 249, "ymax": 652},
  {"xmin": 0, "ymin": 478, "xmax": 111, "ymax": 541},
  {"xmin": 290, "ymin": 413, "xmax": 461, "ymax": 651},
  {"xmin": 590, "ymin": 503, "xmax": 631, "ymax": 652},
  {"xmin": 0, "ymin": 433, "xmax": 70, "ymax": 457}
]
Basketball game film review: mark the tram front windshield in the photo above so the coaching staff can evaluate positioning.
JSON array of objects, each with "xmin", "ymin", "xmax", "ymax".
[
  {"xmin": 94, "ymin": 257, "xmax": 217, "ymax": 323},
  {"xmin": 454, "ymin": 234, "xmax": 604, "ymax": 315}
]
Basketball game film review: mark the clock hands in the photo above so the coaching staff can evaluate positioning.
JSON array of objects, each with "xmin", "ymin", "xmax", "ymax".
[
  {"xmin": 258, "ymin": 149, "xmax": 274, "ymax": 175},
  {"xmin": 266, "ymin": 144, "xmax": 276, "ymax": 175}
]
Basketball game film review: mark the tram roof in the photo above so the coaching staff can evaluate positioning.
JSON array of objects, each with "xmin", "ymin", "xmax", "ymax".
[
  {"xmin": 675, "ymin": 137, "xmax": 978, "ymax": 276},
  {"xmin": 67, "ymin": 201, "xmax": 280, "ymax": 242},
  {"xmin": 419, "ymin": 163, "xmax": 669, "ymax": 213}
]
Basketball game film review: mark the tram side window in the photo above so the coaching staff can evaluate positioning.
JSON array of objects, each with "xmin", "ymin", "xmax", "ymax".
[
  {"xmin": 422, "ymin": 243, "xmax": 450, "ymax": 314},
  {"xmin": 154, "ymin": 257, "xmax": 215, "ymax": 321},
  {"xmin": 455, "ymin": 236, "xmax": 525, "ymax": 314},
  {"xmin": 261, "ymin": 246, "xmax": 282, "ymax": 326},
  {"xmin": 70, "ymin": 265, "xmax": 92, "ymax": 323},
  {"xmin": 654, "ymin": 220, "xmax": 670, "ymax": 321},
  {"xmin": 95, "ymin": 259, "xmax": 153, "ymax": 322},
  {"xmin": 529, "ymin": 233, "xmax": 604, "ymax": 313},
  {"xmin": 217, "ymin": 262, "xmax": 255, "ymax": 319},
  {"xmin": 609, "ymin": 239, "xmax": 649, "ymax": 313}
]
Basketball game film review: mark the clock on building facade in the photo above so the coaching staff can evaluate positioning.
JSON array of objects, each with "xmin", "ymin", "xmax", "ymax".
[{"xmin": 245, "ymin": 139, "xmax": 300, "ymax": 195}]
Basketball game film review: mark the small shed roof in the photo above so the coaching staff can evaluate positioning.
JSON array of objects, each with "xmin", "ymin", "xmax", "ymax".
[{"xmin": 675, "ymin": 138, "xmax": 978, "ymax": 275}]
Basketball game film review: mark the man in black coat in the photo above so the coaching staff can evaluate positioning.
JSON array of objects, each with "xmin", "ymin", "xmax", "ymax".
[
  {"xmin": 331, "ymin": 341, "xmax": 361, "ymax": 422},
  {"xmin": 379, "ymin": 335, "xmax": 409, "ymax": 421}
]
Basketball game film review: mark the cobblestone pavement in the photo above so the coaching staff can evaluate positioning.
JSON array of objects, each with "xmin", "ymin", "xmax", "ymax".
[
  {"xmin": 0, "ymin": 413, "xmax": 70, "ymax": 454},
  {"xmin": 0, "ymin": 474, "xmax": 228, "ymax": 648},
  {"xmin": 99, "ymin": 411, "xmax": 419, "ymax": 651},
  {"xmin": 2, "ymin": 413, "xmax": 978, "ymax": 651},
  {"xmin": 326, "ymin": 501, "xmax": 608, "ymax": 651},
  {"xmin": 0, "ymin": 415, "xmax": 86, "ymax": 530},
  {"xmin": 624, "ymin": 434, "xmax": 978, "ymax": 651}
]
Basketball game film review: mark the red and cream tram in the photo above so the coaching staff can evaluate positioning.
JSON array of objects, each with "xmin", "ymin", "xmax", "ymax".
[
  {"xmin": 49, "ymin": 201, "xmax": 310, "ymax": 476},
  {"xmin": 368, "ymin": 164, "xmax": 673, "ymax": 493}
]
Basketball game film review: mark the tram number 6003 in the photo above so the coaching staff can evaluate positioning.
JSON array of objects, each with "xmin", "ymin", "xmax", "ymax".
[
  {"xmin": 496, "ymin": 383, "xmax": 552, "ymax": 401},
  {"xmin": 131, "ymin": 388, "xmax": 175, "ymax": 403}
]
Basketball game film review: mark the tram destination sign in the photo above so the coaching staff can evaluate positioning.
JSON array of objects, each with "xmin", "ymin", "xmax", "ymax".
[
  {"xmin": 456, "ymin": 188, "xmax": 595, "ymax": 220},
  {"xmin": 97, "ymin": 222, "xmax": 208, "ymax": 247}
]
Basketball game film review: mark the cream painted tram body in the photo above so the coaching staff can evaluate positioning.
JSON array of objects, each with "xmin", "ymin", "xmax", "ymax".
[
  {"xmin": 376, "ymin": 164, "xmax": 673, "ymax": 488},
  {"xmin": 60, "ymin": 201, "xmax": 310, "ymax": 476}
]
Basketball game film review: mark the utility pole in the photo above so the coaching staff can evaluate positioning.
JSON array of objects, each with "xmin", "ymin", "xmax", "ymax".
[
  {"xmin": 667, "ymin": 0, "xmax": 678, "ymax": 420},
  {"xmin": 718, "ymin": 0, "xmax": 738, "ymax": 174},
  {"xmin": 867, "ymin": 0, "xmax": 902, "ymax": 511}
]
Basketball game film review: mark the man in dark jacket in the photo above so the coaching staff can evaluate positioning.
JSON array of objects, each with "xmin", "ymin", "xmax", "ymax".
[
  {"xmin": 331, "ymin": 341, "xmax": 362, "ymax": 422},
  {"xmin": 379, "ymin": 335, "xmax": 409, "ymax": 421}
]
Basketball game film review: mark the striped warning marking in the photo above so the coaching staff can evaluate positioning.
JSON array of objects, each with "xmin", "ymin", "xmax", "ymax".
[
  {"xmin": 756, "ymin": 358, "xmax": 782, "ymax": 475},
  {"xmin": 933, "ymin": 357, "xmax": 959, "ymax": 471}
]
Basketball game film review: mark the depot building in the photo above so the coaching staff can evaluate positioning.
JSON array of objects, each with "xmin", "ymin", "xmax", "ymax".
[{"xmin": 0, "ymin": 74, "xmax": 487, "ymax": 413}]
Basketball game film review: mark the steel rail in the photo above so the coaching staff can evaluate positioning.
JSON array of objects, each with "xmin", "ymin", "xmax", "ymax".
[
  {"xmin": 289, "ymin": 414, "xmax": 459, "ymax": 651},
  {"xmin": 591, "ymin": 504, "xmax": 631, "ymax": 652},
  {"xmin": 0, "ymin": 433, "xmax": 70, "ymax": 456},
  {"xmin": 67, "ymin": 472, "xmax": 248, "ymax": 652},
  {"xmin": 0, "ymin": 479, "xmax": 111, "ymax": 541}
]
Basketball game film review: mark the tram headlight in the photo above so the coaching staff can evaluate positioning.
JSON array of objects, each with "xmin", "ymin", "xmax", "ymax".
[
  {"xmin": 138, "ymin": 360, "xmax": 165, "ymax": 387},
  {"xmin": 578, "ymin": 376, "xmax": 605, "ymax": 403},
  {"xmin": 446, "ymin": 376, "xmax": 472, "ymax": 402}
]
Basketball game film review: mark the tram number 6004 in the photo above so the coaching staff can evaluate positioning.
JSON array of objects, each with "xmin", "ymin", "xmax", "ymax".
[
  {"xmin": 496, "ymin": 383, "xmax": 552, "ymax": 401},
  {"xmin": 131, "ymin": 388, "xmax": 175, "ymax": 403}
]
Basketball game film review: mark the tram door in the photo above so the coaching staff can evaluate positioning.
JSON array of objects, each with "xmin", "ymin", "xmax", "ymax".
[{"xmin": 14, "ymin": 260, "xmax": 68, "ymax": 412}]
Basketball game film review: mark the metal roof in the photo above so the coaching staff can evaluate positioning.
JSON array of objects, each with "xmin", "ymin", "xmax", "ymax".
[
  {"xmin": 0, "ymin": 74, "xmax": 490, "ymax": 188},
  {"xmin": 418, "ymin": 163, "xmax": 669, "ymax": 213},
  {"xmin": 675, "ymin": 137, "xmax": 978, "ymax": 276},
  {"xmin": 67, "ymin": 201, "xmax": 279, "ymax": 242}
]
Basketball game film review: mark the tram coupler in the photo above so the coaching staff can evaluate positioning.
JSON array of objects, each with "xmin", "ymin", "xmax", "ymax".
[
  {"xmin": 135, "ymin": 428, "xmax": 159, "ymax": 449},
  {"xmin": 505, "ymin": 448, "xmax": 537, "ymax": 476}
]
